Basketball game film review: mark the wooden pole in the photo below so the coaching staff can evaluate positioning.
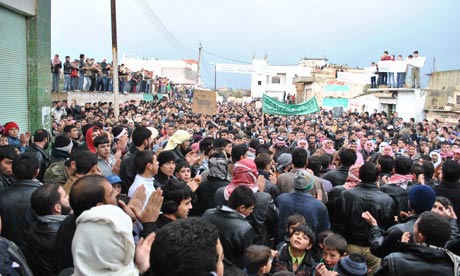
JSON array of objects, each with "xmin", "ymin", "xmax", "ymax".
[{"xmin": 111, "ymin": 0, "xmax": 120, "ymax": 119}]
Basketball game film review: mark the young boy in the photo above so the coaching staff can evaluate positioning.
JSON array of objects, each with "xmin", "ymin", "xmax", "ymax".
[
  {"xmin": 317, "ymin": 234, "xmax": 347, "ymax": 272},
  {"xmin": 276, "ymin": 214, "xmax": 306, "ymax": 250},
  {"xmin": 244, "ymin": 245, "xmax": 273, "ymax": 276},
  {"xmin": 174, "ymin": 161, "xmax": 202, "ymax": 192},
  {"xmin": 272, "ymin": 225, "xmax": 317, "ymax": 275}
]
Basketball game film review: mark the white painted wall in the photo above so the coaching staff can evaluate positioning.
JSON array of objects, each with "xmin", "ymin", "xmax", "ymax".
[{"xmin": 397, "ymin": 89, "xmax": 426, "ymax": 121}]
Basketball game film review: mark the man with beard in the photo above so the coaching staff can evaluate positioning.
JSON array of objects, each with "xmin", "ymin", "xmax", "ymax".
[
  {"xmin": 163, "ymin": 129, "xmax": 192, "ymax": 164},
  {"xmin": 26, "ymin": 129, "xmax": 51, "ymax": 182},
  {"xmin": 273, "ymin": 136, "xmax": 291, "ymax": 162},
  {"xmin": 0, "ymin": 145, "xmax": 17, "ymax": 189},
  {"xmin": 22, "ymin": 183, "xmax": 72, "ymax": 275}
]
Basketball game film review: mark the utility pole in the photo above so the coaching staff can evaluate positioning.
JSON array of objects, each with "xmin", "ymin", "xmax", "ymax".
[
  {"xmin": 196, "ymin": 42, "xmax": 202, "ymax": 87},
  {"xmin": 111, "ymin": 0, "xmax": 120, "ymax": 118},
  {"xmin": 214, "ymin": 63, "xmax": 217, "ymax": 92}
]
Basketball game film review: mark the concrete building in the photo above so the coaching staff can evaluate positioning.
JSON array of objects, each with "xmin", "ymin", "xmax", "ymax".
[
  {"xmin": 424, "ymin": 70, "xmax": 460, "ymax": 123},
  {"xmin": 121, "ymin": 54, "xmax": 198, "ymax": 85},
  {"xmin": 0, "ymin": 0, "xmax": 51, "ymax": 131}
]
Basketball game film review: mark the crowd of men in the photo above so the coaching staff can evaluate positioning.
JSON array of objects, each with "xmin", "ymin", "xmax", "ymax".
[
  {"xmin": 51, "ymin": 53, "xmax": 194, "ymax": 98},
  {"xmin": 1, "ymin": 94, "xmax": 460, "ymax": 275}
]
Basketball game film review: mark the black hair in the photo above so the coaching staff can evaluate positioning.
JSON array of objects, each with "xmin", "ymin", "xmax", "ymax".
[
  {"xmin": 339, "ymin": 148, "xmax": 357, "ymax": 166},
  {"xmin": 132, "ymin": 126, "xmax": 152, "ymax": 147},
  {"xmin": 289, "ymin": 224, "xmax": 316, "ymax": 246},
  {"xmin": 150, "ymin": 218, "xmax": 219, "ymax": 276},
  {"xmin": 286, "ymin": 214, "xmax": 306, "ymax": 229},
  {"xmin": 33, "ymin": 129, "xmax": 49, "ymax": 142},
  {"xmin": 244, "ymin": 245, "xmax": 271, "ymax": 274},
  {"xmin": 31, "ymin": 183, "xmax": 61, "ymax": 216},
  {"xmin": 319, "ymin": 154, "xmax": 331, "ymax": 171},
  {"xmin": 417, "ymin": 211, "xmax": 451, "ymax": 247},
  {"xmin": 0, "ymin": 145, "xmax": 17, "ymax": 161},
  {"xmin": 442, "ymin": 160, "xmax": 460, "ymax": 182},
  {"xmin": 161, "ymin": 179, "xmax": 193, "ymax": 214},
  {"xmin": 228, "ymin": 185, "xmax": 256, "ymax": 210},
  {"xmin": 323, "ymin": 233, "xmax": 347, "ymax": 255},
  {"xmin": 94, "ymin": 135, "xmax": 110, "ymax": 148},
  {"xmin": 214, "ymin": 138, "xmax": 231, "ymax": 148},
  {"xmin": 249, "ymin": 138, "xmax": 261, "ymax": 150},
  {"xmin": 435, "ymin": 196, "xmax": 452, "ymax": 209},
  {"xmin": 292, "ymin": 148, "xmax": 308, "ymax": 168},
  {"xmin": 199, "ymin": 137, "xmax": 214, "ymax": 153},
  {"xmin": 175, "ymin": 161, "xmax": 191, "ymax": 174},
  {"xmin": 255, "ymin": 144, "xmax": 272, "ymax": 156},
  {"xmin": 70, "ymin": 175, "xmax": 107, "ymax": 217},
  {"xmin": 410, "ymin": 163, "xmax": 424, "ymax": 181},
  {"xmin": 359, "ymin": 162, "xmax": 379, "ymax": 183},
  {"xmin": 254, "ymin": 153, "xmax": 272, "ymax": 170},
  {"xmin": 307, "ymin": 156, "xmax": 322, "ymax": 176},
  {"xmin": 63, "ymin": 125, "xmax": 78, "ymax": 133},
  {"xmin": 13, "ymin": 152, "xmax": 39, "ymax": 180},
  {"xmin": 378, "ymin": 155, "xmax": 394, "ymax": 174},
  {"xmin": 231, "ymin": 144, "xmax": 248, "ymax": 163},
  {"xmin": 134, "ymin": 150, "xmax": 154, "ymax": 174},
  {"xmin": 74, "ymin": 150, "xmax": 98, "ymax": 174},
  {"xmin": 394, "ymin": 156, "xmax": 412, "ymax": 175}
]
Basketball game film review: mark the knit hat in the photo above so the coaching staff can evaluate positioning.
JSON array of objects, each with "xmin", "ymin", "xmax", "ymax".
[
  {"xmin": 409, "ymin": 185, "xmax": 436, "ymax": 214},
  {"xmin": 335, "ymin": 253, "xmax": 367, "ymax": 276},
  {"xmin": 4, "ymin": 122, "xmax": 19, "ymax": 133},
  {"xmin": 293, "ymin": 170, "xmax": 315, "ymax": 191},
  {"xmin": 164, "ymin": 130, "xmax": 190, "ymax": 151},
  {"xmin": 157, "ymin": 150, "xmax": 176, "ymax": 167},
  {"xmin": 277, "ymin": 153, "xmax": 292, "ymax": 167}
]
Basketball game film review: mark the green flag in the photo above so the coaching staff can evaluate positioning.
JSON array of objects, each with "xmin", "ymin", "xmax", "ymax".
[{"xmin": 262, "ymin": 94, "xmax": 320, "ymax": 116}]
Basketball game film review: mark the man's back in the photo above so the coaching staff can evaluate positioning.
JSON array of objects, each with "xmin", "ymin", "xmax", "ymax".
[
  {"xmin": 276, "ymin": 191, "xmax": 330, "ymax": 242},
  {"xmin": 202, "ymin": 207, "xmax": 254, "ymax": 268},
  {"xmin": 341, "ymin": 183, "xmax": 395, "ymax": 246},
  {"xmin": 322, "ymin": 166, "xmax": 349, "ymax": 186},
  {"xmin": 376, "ymin": 244, "xmax": 454, "ymax": 276},
  {"xmin": 0, "ymin": 179, "xmax": 40, "ymax": 247},
  {"xmin": 435, "ymin": 180, "xmax": 460, "ymax": 219}
]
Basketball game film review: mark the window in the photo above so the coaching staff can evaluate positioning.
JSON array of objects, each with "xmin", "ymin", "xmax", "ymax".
[
  {"xmin": 258, "ymin": 81, "xmax": 262, "ymax": 86},
  {"xmin": 272, "ymin": 76, "xmax": 281, "ymax": 84}
]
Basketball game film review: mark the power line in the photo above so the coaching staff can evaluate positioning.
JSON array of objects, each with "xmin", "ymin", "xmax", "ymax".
[{"xmin": 202, "ymin": 49, "xmax": 251, "ymax": 64}]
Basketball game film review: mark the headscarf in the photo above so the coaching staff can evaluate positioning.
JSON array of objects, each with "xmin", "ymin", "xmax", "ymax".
[
  {"xmin": 321, "ymin": 139, "xmax": 336, "ymax": 155},
  {"xmin": 164, "ymin": 130, "xmax": 190, "ymax": 151},
  {"xmin": 382, "ymin": 145, "xmax": 394, "ymax": 157},
  {"xmin": 224, "ymin": 158, "xmax": 259, "ymax": 200},
  {"xmin": 208, "ymin": 157, "xmax": 228, "ymax": 180},
  {"xmin": 430, "ymin": 151, "xmax": 442, "ymax": 168},
  {"xmin": 387, "ymin": 174, "xmax": 414, "ymax": 190},
  {"xmin": 364, "ymin": 140, "xmax": 375, "ymax": 154},
  {"xmin": 343, "ymin": 164, "xmax": 361, "ymax": 189},
  {"xmin": 85, "ymin": 126, "xmax": 102, "ymax": 153},
  {"xmin": 72, "ymin": 205, "xmax": 138, "ymax": 276}
]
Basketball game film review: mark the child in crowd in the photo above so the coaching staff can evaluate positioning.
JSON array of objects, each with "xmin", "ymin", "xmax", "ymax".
[
  {"xmin": 276, "ymin": 214, "xmax": 306, "ymax": 250},
  {"xmin": 243, "ymin": 245, "xmax": 273, "ymax": 276},
  {"xmin": 317, "ymin": 234, "xmax": 347, "ymax": 272},
  {"xmin": 311, "ymin": 230, "xmax": 334, "ymax": 262},
  {"xmin": 174, "ymin": 161, "xmax": 202, "ymax": 192},
  {"xmin": 272, "ymin": 225, "xmax": 317, "ymax": 276}
]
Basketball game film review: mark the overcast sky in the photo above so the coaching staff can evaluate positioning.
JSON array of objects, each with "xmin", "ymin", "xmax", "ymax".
[{"xmin": 52, "ymin": 0, "xmax": 460, "ymax": 89}]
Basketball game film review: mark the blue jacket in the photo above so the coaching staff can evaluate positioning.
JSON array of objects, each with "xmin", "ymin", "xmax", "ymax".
[{"xmin": 276, "ymin": 191, "xmax": 330, "ymax": 243}]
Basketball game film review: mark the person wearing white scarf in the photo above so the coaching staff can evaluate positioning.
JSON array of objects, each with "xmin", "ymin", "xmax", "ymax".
[{"xmin": 72, "ymin": 205, "xmax": 138, "ymax": 276}]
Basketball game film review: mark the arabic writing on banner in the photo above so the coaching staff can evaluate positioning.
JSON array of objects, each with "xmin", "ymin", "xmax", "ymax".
[{"xmin": 262, "ymin": 94, "xmax": 319, "ymax": 116}]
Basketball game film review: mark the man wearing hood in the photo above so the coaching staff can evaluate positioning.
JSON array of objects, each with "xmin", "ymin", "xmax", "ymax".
[
  {"xmin": 26, "ymin": 129, "xmax": 51, "ymax": 182},
  {"xmin": 0, "ymin": 145, "xmax": 17, "ymax": 189},
  {"xmin": 51, "ymin": 134, "xmax": 73, "ymax": 164},
  {"xmin": 163, "ymin": 129, "xmax": 194, "ymax": 165}
]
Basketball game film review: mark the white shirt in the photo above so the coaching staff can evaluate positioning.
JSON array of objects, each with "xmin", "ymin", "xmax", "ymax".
[{"xmin": 128, "ymin": 174, "xmax": 156, "ymax": 210}]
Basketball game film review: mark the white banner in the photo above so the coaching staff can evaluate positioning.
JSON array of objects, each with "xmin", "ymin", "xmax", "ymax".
[
  {"xmin": 377, "ymin": 57, "xmax": 425, "ymax": 73},
  {"xmin": 407, "ymin": 57, "xmax": 426, "ymax": 68},
  {"xmin": 215, "ymin": 63, "xmax": 254, "ymax": 74}
]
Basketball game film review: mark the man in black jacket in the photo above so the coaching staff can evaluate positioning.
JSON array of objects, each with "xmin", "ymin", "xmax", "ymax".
[
  {"xmin": 323, "ymin": 148, "xmax": 357, "ymax": 186},
  {"xmin": 341, "ymin": 162, "xmax": 395, "ymax": 274},
  {"xmin": 375, "ymin": 211, "xmax": 455, "ymax": 275},
  {"xmin": 0, "ymin": 153, "xmax": 41, "ymax": 248},
  {"xmin": 26, "ymin": 129, "xmax": 51, "ymax": 182},
  {"xmin": 23, "ymin": 183, "xmax": 71, "ymax": 276},
  {"xmin": 434, "ymin": 159, "xmax": 460, "ymax": 219},
  {"xmin": 0, "ymin": 145, "xmax": 17, "ymax": 189},
  {"xmin": 202, "ymin": 185, "xmax": 256, "ymax": 268}
]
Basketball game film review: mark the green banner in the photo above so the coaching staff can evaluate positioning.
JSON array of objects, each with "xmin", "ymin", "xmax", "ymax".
[{"xmin": 262, "ymin": 94, "xmax": 320, "ymax": 116}]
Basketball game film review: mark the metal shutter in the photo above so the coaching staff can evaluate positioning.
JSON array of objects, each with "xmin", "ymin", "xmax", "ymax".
[{"xmin": 0, "ymin": 6, "xmax": 29, "ymax": 131}]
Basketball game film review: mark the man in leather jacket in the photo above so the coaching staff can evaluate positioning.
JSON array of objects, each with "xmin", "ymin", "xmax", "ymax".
[
  {"xmin": 0, "ymin": 145, "xmax": 17, "ymax": 189},
  {"xmin": 0, "ymin": 153, "xmax": 42, "ymax": 248},
  {"xmin": 23, "ymin": 183, "xmax": 71, "ymax": 275},
  {"xmin": 341, "ymin": 162, "xmax": 395, "ymax": 274},
  {"xmin": 26, "ymin": 129, "xmax": 51, "ymax": 182},
  {"xmin": 375, "ymin": 211, "xmax": 455, "ymax": 275},
  {"xmin": 202, "ymin": 185, "xmax": 256, "ymax": 268}
]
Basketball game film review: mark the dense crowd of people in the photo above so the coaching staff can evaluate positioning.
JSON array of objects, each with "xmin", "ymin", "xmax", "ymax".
[
  {"xmin": 51, "ymin": 53, "xmax": 194, "ymax": 98},
  {"xmin": 1, "ymin": 94, "xmax": 460, "ymax": 275}
]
